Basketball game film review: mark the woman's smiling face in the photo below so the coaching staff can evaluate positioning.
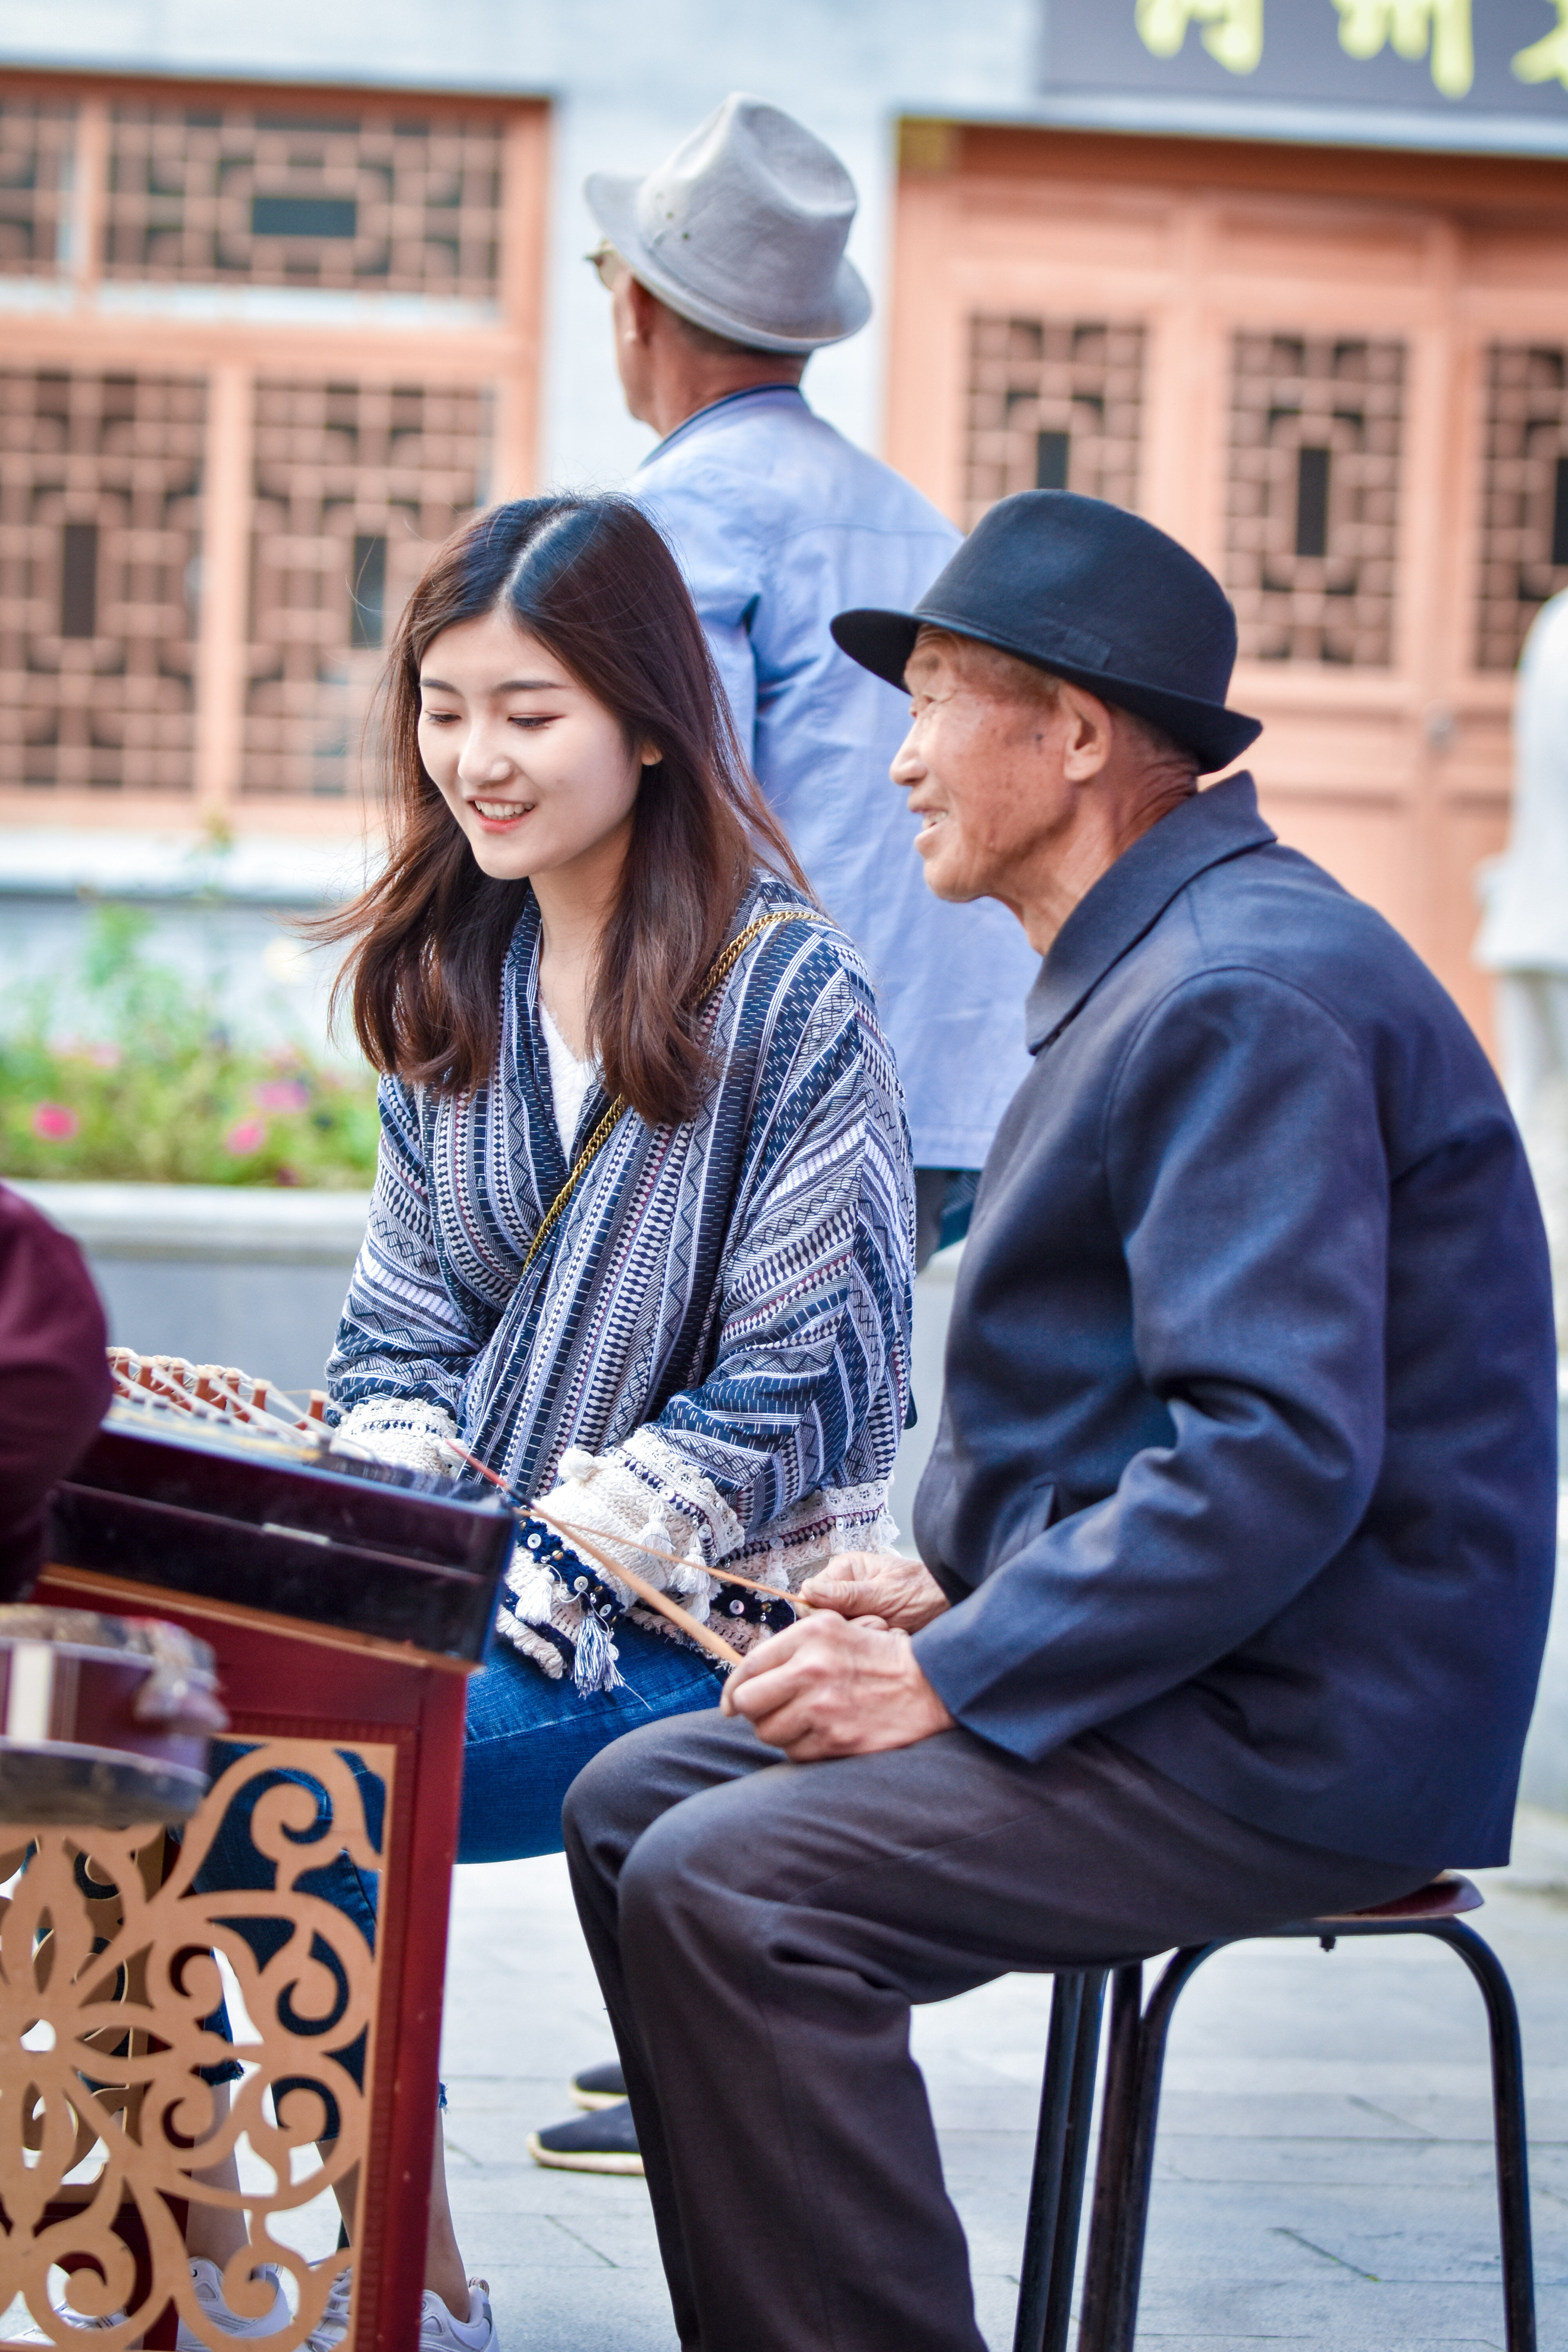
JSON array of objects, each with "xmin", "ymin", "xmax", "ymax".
[{"xmin": 417, "ymin": 604, "xmax": 656, "ymax": 884}]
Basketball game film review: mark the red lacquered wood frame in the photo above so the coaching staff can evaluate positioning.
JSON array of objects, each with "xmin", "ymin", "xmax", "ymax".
[{"xmin": 34, "ymin": 1563, "xmax": 472, "ymax": 2352}]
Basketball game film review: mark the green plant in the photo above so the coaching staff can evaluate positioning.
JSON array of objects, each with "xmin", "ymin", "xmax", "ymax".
[{"xmin": 0, "ymin": 906, "xmax": 380, "ymax": 1188}]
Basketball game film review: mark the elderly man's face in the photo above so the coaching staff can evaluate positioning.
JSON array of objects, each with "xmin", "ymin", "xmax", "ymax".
[{"xmin": 891, "ymin": 633, "xmax": 1083, "ymax": 915}]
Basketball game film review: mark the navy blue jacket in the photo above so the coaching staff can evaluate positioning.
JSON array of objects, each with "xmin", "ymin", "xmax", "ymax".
[{"xmin": 912, "ymin": 775, "xmax": 1557, "ymax": 1867}]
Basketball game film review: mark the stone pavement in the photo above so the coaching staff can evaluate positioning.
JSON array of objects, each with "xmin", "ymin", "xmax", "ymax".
[{"xmin": 437, "ymin": 1806, "xmax": 1568, "ymax": 2352}]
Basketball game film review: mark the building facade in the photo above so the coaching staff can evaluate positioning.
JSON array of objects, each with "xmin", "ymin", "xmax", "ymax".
[
  {"xmin": 2, "ymin": 0, "xmax": 1567, "ymax": 1046},
  {"xmin": 886, "ymin": 116, "xmax": 1568, "ymax": 1038},
  {"xmin": 0, "ymin": 76, "xmax": 546, "ymax": 834}
]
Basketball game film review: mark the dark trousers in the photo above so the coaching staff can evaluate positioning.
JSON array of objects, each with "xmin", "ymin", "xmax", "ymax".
[
  {"xmin": 563, "ymin": 1714, "xmax": 1431, "ymax": 2352},
  {"xmin": 913, "ymin": 1167, "xmax": 980, "ymax": 1270}
]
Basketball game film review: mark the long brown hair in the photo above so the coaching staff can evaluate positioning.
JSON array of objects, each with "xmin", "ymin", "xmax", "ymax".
[{"xmin": 320, "ymin": 495, "xmax": 808, "ymax": 1125}]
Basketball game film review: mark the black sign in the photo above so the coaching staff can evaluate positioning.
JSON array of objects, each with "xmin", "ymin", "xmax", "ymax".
[{"xmin": 1042, "ymin": 0, "xmax": 1568, "ymax": 122}]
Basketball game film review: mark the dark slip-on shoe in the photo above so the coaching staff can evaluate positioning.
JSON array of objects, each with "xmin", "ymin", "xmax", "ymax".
[
  {"xmin": 570, "ymin": 2058, "xmax": 628, "ymax": 2112},
  {"xmin": 527, "ymin": 2098, "xmax": 643, "ymax": 2176}
]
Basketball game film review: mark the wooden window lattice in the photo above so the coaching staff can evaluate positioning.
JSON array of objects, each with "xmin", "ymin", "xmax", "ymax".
[
  {"xmin": 0, "ymin": 370, "xmax": 205, "ymax": 794},
  {"xmin": 964, "ymin": 315, "xmax": 1145, "ymax": 531},
  {"xmin": 1225, "ymin": 332, "xmax": 1406, "ymax": 667},
  {"xmin": 104, "ymin": 106, "xmax": 504, "ymax": 297},
  {"xmin": 0, "ymin": 100, "xmax": 76, "ymax": 275},
  {"xmin": 1476, "ymin": 344, "xmax": 1568, "ymax": 673},
  {"xmin": 243, "ymin": 379, "xmax": 491, "ymax": 799}
]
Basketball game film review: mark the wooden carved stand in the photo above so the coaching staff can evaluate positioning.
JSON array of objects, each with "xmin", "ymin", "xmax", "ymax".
[{"xmin": 0, "ymin": 1419, "xmax": 512, "ymax": 2351}]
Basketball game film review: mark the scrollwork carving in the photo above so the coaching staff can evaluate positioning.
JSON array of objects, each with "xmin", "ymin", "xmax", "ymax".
[{"xmin": 0, "ymin": 1739, "xmax": 391, "ymax": 2348}]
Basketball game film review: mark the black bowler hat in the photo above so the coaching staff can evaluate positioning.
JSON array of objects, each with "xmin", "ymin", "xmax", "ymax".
[{"xmin": 831, "ymin": 491, "xmax": 1261, "ymax": 775}]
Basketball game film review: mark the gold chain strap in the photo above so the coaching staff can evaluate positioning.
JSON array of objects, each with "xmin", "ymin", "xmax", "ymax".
[{"xmin": 521, "ymin": 907, "xmax": 820, "ymax": 1277}]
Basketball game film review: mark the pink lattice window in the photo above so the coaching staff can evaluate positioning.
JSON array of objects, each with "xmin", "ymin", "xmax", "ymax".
[
  {"xmin": 964, "ymin": 315, "xmax": 1145, "ymax": 530},
  {"xmin": 1225, "ymin": 333, "xmax": 1405, "ymax": 667},
  {"xmin": 241, "ymin": 379, "xmax": 491, "ymax": 799},
  {"xmin": 0, "ymin": 369, "xmax": 205, "ymax": 793},
  {"xmin": 0, "ymin": 98, "xmax": 76, "ymax": 274},
  {"xmin": 1475, "ymin": 344, "xmax": 1568, "ymax": 673},
  {"xmin": 104, "ymin": 104, "xmax": 504, "ymax": 296}
]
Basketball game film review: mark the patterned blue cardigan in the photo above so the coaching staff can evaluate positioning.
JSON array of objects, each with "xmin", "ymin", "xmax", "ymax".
[{"xmin": 327, "ymin": 873, "xmax": 915, "ymax": 1681}]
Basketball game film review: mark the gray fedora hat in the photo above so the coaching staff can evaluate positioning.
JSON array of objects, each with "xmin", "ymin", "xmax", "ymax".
[{"xmin": 584, "ymin": 93, "xmax": 872, "ymax": 355}]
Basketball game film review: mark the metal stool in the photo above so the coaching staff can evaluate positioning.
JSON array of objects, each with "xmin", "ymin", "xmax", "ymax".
[{"xmin": 1013, "ymin": 1873, "xmax": 1535, "ymax": 2352}]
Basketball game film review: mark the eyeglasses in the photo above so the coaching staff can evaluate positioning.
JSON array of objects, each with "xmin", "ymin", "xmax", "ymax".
[{"xmin": 585, "ymin": 240, "xmax": 623, "ymax": 291}]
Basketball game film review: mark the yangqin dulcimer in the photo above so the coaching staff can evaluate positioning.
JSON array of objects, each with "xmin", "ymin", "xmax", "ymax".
[{"xmin": 0, "ymin": 1363, "xmax": 514, "ymax": 2352}]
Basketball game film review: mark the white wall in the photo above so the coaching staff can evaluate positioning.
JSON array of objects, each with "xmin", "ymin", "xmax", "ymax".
[
  {"xmin": 1, "ymin": 0, "xmax": 1038, "ymax": 485},
  {"xmin": 1521, "ymin": 1487, "xmax": 1568, "ymax": 1813}
]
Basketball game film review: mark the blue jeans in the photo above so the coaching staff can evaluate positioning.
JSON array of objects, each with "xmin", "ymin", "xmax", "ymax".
[
  {"xmin": 191, "ymin": 1619, "xmax": 722, "ymax": 2070},
  {"xmin": 457, "ymin": 1619, "xmax": 723, "ymax": 1861}
]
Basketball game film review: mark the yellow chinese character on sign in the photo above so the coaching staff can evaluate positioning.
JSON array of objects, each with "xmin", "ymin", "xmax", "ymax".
[
  {"xmin": 1514, "ymin": 0, "xmax": 1568, "ymax": 91},
  {"xmin": 1135, "ymin": 0, "xmax": 1263, "ymax": 76},
  {"xmin": 1332, "ymin": 0, "xmax": 1474, "ymax": 98}
]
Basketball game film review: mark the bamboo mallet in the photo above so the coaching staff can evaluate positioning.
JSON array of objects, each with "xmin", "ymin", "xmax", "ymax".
[
  {"xmin": 531, "ymin": 1504, "xmax": 744, "ymax": 1670},
  {"xmin": 442, "ymin": 1430, "xmax": 822, "ymax": 1675},
  {"xmin": 440, "ymin": 1440, "xmax": 745, "ymax": 1669},
  {"xmin": 542, "ymin": 1511, "xmax": 826, "ymax": 1615}
]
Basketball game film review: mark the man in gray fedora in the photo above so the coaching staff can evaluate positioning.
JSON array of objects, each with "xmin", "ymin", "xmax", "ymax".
[
  {"xmin": 559, "ymin": 492, "xmax": 1557, "ymax": 2349},
  {"xmin": 529, "ymin": 91, "xmax": 1039, "ymax": 2174},
  {"xmin": 586, "ymin": 93, "xmax": 1038, "ymax": 1266}
]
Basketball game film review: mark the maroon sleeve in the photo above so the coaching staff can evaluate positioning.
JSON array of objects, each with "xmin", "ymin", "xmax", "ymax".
[{"xmin": 0, "ymin": 1185, "xmax": 111, "ymax": 1601}]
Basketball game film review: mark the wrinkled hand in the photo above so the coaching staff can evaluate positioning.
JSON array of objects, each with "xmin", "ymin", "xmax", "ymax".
[
  {"xmin": 719, "ymin": 1609, "xmax": 954, "ymax": 1760},
  {"xmin": 800, "ymin": 1549, "xmax": 951, "ymax": 1633}
]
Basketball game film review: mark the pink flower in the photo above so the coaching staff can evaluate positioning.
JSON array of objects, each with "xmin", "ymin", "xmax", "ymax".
[
  {"xmin": 87, "ymin": 1042, "xmax": 122, "ymax": 1070},
  {"xmin": 253, "ymin": 1080, "xmax": 310, "ymax": 1113},
  {"xmin": 31, "ymin": 1102, "xmax": 80, "ymax": 1142},
  {"xmin": 224, "ymin": 1119, "xmax": 267, "ymax": 1156}
]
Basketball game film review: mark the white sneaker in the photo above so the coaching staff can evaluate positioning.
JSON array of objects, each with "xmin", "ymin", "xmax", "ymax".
[
  {"xmin": 304, "ymin": 2263, "xmax": 354, "ymax": 2351},
  {"xmin": 419, "ymin": 2279, "xmax": 497, "ymax": 2350},
  {"xmin": 175, "ymin": 2258, "xmax": 291, "ymax": 2345}
]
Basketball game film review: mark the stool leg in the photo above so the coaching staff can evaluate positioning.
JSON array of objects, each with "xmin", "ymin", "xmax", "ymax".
[
  {"xmin": 1077, "ymin": 1944, "xmax": 1226, "ymax": 2352},
  {"xmin": 1424, "ymin": 1921, "xmax": 1536, "ymax": 2352},
  {"xmin": 1075, "ymin": 1965, "xmax": 1143, "ymax": 2352},
  {"xmin": 1014, "ymin": 1969, "xmax": 1107, "ymax": 2352},
  {"xmin": 1049, "ymin": 1969, "xmax": 1109, "ymax": 2352}
]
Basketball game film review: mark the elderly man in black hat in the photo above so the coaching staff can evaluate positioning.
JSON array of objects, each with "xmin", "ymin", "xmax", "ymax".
[{"xmin": 560, "ymin": 494, "xmax": 1558, "ymax": 2352}]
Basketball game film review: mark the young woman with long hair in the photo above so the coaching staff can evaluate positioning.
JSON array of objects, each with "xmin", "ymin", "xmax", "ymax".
[
  {"xmin": 191, "ymin": 492, "xmax": 915, "ymax": 2351},
  {"xmin": 329, "ymin": 491, "xmax": 911, "ymax": 1701}
]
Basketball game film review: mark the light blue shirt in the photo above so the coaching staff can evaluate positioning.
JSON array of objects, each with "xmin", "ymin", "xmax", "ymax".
[{"xmin": 632, "ymin": 385, "xmax": 1038, "ymax": 1168}]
